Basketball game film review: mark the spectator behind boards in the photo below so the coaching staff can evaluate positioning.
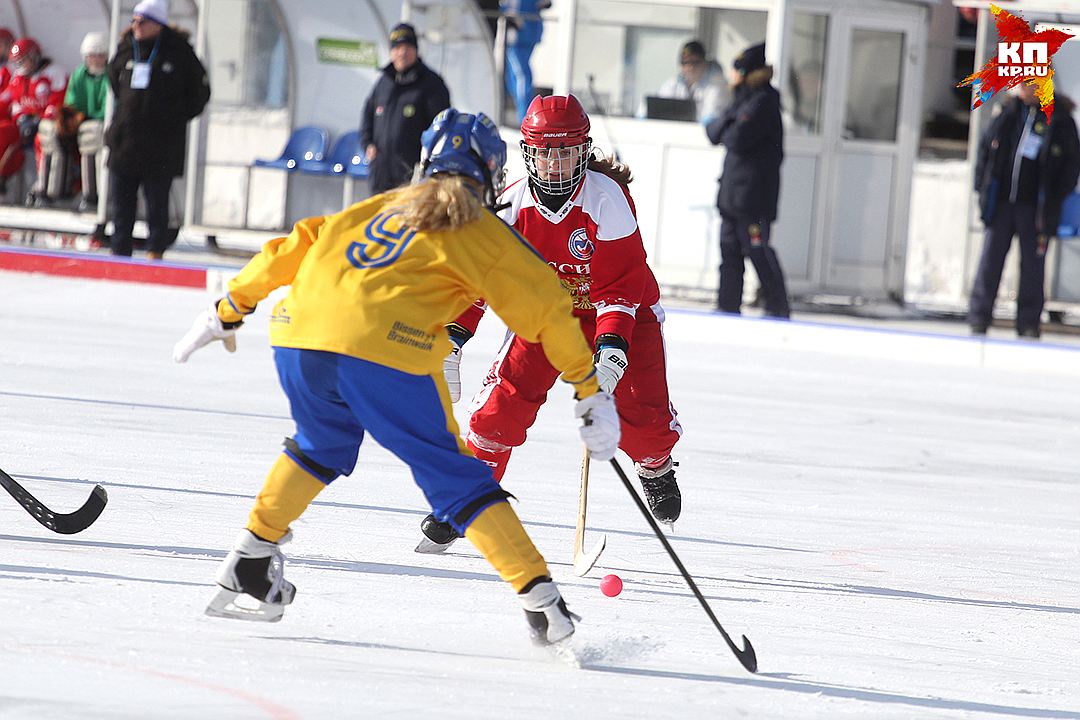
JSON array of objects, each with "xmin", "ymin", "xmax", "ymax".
[
  {"xmin": 35, "ymin": 32, "xmax": 109, "ymax": 210},
  {"xmin": 657, "ymin": 40, "xmax": 729, "ymax": 123},
  {"xmin": 705, "ymin": 42, "xmax": 790, "ymax": 319},
  {"xmin": 105, "ymin": 0, "xmax": 210, "ymax": 260},
  {"xmin": 968, "ymin": 83, "xmax": 1080, "ymax": 340},
  {"xmin": 360, "ymin": 23, "xmax": 451, "ymax": 194}
]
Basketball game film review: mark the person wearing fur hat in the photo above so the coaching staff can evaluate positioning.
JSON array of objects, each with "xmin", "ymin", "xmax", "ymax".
[
  {"xmin": 705, "ymin": 41, "xmax": 790, "ymax": 319},
  {"xmin": 105, "ymin": 0, "xmax": 210, "ymax": 259}
]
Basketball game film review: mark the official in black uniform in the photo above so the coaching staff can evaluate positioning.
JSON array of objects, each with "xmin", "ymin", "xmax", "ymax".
[
  {"xmin": 360, "ymin": 23, "xmax": 451, "ymax": 194},
  {"xmin": 705, "ymin": 42, "xmax": 790, "ymax": 319},
  {"xmin": 969, "ymin": 83, "xmax": 1080, "ymax": 338}
]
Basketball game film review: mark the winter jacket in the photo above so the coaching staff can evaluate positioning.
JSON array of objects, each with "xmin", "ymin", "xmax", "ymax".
[
  {"xmin": 359, "ymin": 59, "xmax": 450, "ymax": 193},
  {"xmin": 705, "ymin": 66, "xmax": 783, "ymax": 221},
  {"xmin": 105, "ymin": 26, "xmax": 210, "ymax": 178},
  {"xmin": 975, "ymin": 94, "xmax": 1080, "ymax": 234}
]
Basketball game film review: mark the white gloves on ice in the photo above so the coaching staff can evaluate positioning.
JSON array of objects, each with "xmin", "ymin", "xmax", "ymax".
[
  {"xmin": 173, "ymin": 302, "xmax": 239, "ymax": 363},
  {"xmin": 443, "ymin": 342, "xmax": 463, "ymax": 403},
  {"xmin": 575, "ymin": 391, "xmax": 620, "ymax": 461},
  {"xmin": 594, "ymin": 346, "xmax": 628, "ymax": 394}
]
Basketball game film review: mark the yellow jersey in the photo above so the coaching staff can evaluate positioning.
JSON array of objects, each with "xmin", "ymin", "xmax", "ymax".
[{"xmin": 220, "ymin": 193, "xmax": 598, "ymax": 396}]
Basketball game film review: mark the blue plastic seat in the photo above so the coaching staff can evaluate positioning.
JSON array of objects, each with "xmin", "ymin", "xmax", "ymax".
[
  {"xmin": 1058, "ymin": 191, "xmax": 1080, "ymax": 239},
  {"xmin": 254, "ymin": 126, "xmax": 329, "ymax": 171},
  {"xmin": 300, "ymin": 130, "xmax": 369, "ymax": 178}
]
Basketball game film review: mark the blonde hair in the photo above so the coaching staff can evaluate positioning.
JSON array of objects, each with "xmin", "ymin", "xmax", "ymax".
[{"xmin": 384, "ymin": 176, "xmax": 484, "ymax": 232}]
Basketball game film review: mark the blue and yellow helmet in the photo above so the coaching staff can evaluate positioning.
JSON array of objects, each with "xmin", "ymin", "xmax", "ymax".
[{"xmin": 419, "ymin": 109, "xmax": 507, "ymax": 205}]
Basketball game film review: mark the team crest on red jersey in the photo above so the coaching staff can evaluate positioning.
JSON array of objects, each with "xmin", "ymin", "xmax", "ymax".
[{"xmin": 568, "ymin": 228, "xmax": 594, "ymax": 260}]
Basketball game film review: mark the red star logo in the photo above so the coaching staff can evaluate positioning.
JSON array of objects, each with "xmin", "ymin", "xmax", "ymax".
[{"xmin": 958, "ymin": 4, "xmax": 1072, "ymax": 120}]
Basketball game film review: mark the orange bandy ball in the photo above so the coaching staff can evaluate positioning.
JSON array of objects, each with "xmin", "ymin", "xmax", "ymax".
[{"xmin": 600, "ymin": 573, "xmax": 623, "ymax": 597}]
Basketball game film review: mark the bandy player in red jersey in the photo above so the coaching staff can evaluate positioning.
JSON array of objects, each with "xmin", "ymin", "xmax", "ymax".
[{"xmin": 417, "ymin": 94, "xmax": 683, "ymax": 551}]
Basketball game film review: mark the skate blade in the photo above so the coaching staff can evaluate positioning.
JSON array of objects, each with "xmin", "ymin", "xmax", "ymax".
[
  {"xmin": 205, "ymin": 588, "xmax": 286, "ymax": 623},
  {"xmin": 414, "ymin": 536, "xmax": 458, "ymax": 554},
  {"xmin": 572, "ymin": 534, "xmax": 607, "ymax": 577}
]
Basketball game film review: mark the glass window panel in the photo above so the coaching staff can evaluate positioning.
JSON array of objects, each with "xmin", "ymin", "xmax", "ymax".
[
  {"xmin": 569, "ymin": 2, "xmax": 764, "ymax": 121},
  {"xmin": 785, "ymin": 12, "xmax": 827, "ymax": 135},
  {"xmin": 843, "ymin": 29, "xmax": 904, "ymax": 142},
  {"xmin": 204, "ymin": 0, "xmax": 289, "ymax": 108}
]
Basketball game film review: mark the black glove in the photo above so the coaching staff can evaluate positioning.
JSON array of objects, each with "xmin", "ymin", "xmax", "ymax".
[{"xmin": 16, "ymin": 115, "xmax": 39, "ymax": 144}]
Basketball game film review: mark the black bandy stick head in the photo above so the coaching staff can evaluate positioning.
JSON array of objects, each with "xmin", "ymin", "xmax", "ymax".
[{"xmin": 737, "ymin": 636, "xmax": 758, "ymax": 673}]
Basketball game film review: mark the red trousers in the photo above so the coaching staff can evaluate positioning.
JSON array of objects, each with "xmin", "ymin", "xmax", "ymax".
[{"xmin": 467, "ymin": 312, "xmax": 682, "ymax": 480}]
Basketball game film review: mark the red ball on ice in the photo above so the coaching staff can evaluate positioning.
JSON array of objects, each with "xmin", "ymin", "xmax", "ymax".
[{"xmin": 600, "ymin": 574, "xmax": 623, "ymax": 597}]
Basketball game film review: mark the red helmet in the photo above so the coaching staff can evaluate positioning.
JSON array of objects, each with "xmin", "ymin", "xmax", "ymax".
[
  {"xmin": 10, "ymin": 37, "xmax": 41, "ymax": 77},
  {"xmin": 519, "ymin": 94, "xmax": 592, "ymax": 195}
]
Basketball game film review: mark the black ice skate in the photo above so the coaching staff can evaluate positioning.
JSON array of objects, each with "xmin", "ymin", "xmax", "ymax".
[
  {"xmin": 206, "ymin": 529, "xmax": 296, "ymax": 622},
  {"xmin": 414, "ymin": 513, "xmax": 461, "ymax": 554},
  {"xmin": 519, "ymin": 578, "xmax": 579, "ymax": 647},
  {"xmin": 636, "ymin": 459, "xmax": 681, "ymax": 527}
]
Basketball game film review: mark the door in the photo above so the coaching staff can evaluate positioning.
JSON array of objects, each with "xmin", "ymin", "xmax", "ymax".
[{"xmin": 819, "ymin": 11, "xmax": 922, "ymax": 297}]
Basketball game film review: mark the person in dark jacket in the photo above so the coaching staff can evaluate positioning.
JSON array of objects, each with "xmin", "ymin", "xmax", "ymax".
[
  {"xmin": 969, "ymin": 83, "xmax": 1080, "ymax": 339},
  {"xmin": 360, "ymin": 23, "xmax": 451, "ymax": 194},
  {"xmin": 105, "ymin": 0, "xmax": 210, "ymax": 259},
  {"xmin": 705, "ymin": 42, "xmax": 789, "ymax": 318}
]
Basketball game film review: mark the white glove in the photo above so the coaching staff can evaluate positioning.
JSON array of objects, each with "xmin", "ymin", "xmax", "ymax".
[
  {"xmin": 443, "ymin": 343, "xmax": 463, "ymax": 402},
  {"xmin": 575, "ymin": 391, "xmax": 620, "ymax": 461},
  {"xmin": 173, "ymin": 302, "xmax": 239, "ymax": 363},
  {"xmin": 594, "ymin": 346, "xmax": 628, "ymax": 394}
]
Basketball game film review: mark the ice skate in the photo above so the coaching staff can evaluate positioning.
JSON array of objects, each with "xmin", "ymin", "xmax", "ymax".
[
  {"xmin": 206, "ymin": 529, "xmax": 296, "ymax": 623},
  {"xmin": 414, "ymin": 513, "xmax": 461, "ymax": 554},
  {"xmin": 636, "ymin": 458, "xmax": 681, "ymax": 527},
  {"xmin": 520, "ymin": 579, "xmax": 579, "ymax": 647}
]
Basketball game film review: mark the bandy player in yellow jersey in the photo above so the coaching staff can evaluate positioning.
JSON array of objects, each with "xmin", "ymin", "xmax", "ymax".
[{"xmin": 172, "ymin": 110, "xmax": 620, "ymax": 646}]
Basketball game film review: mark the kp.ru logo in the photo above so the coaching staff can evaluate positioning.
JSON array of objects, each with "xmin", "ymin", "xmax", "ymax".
[{"xmin": 958, "ymin": 4, "xmax": 1073, "ymax": 120}]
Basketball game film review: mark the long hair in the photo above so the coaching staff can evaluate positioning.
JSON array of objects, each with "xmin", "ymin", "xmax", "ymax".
[
  {"xmin": 383, "ymin": 175, "xmax": 484, "ymax": 232},
  {"xmin": 587, "ymin": 150, "xmax": 633, "ymax": 185}
]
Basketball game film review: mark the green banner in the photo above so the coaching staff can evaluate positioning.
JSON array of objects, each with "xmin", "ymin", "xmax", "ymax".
[{"xmin": 316, "ymin": 38, "xmax": 379, "ymax": 68}]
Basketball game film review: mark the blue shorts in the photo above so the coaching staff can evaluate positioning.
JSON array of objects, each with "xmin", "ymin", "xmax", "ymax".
[{"xmin": 273, "ymin": 347, "xmax": 505, "ymax": 532}]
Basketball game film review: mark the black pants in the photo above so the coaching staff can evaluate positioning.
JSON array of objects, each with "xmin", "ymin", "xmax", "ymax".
[
  {"xmin": 109, "ymin": 171, "xmax": 174, "ymax": 256},
  {"xmin": 718, "ymin": 214, "xmax": 790, "ymax": 318},
  {"xmin": 968, "ymin": 202, "xmax": 1045, "ymax": 332}
]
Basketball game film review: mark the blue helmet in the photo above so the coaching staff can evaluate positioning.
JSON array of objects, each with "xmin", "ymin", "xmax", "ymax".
[{"xmin": 419, "ymin": 109, "xmax": 507, "ymax": 205}]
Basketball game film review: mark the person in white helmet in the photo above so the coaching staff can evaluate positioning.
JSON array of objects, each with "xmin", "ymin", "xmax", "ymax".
[{"xmin": 35, "ymin": 32, "xmax": 109, "ymax": 210}]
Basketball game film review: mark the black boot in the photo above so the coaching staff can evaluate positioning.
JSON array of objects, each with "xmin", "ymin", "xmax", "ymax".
[
  {"xmin": 636, "ymin": 459, "xmax": 681, "ymax": 524},
  {"xmin": 415, "ymin": 513, "xmax": 461, "ymax": 553}
]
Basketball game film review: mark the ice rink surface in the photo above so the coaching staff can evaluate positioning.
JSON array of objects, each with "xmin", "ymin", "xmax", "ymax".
[{"xmin": 1, "ymin": 270, "xmax": 1078, "ymax": 719}]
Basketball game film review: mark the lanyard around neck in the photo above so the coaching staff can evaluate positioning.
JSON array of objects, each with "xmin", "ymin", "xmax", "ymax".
[{"xmin": 132, "ymin": 34, "xmax": 161, "ymax": 65}]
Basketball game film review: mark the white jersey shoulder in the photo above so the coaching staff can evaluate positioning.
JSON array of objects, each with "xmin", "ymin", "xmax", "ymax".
[
  {"xmin": 36, "ymin": 64, "xmax": 67, "ymax": 88},
  {"xmin": 578, "ymin": 170, "xmax": 638, "ymax": 242},
  {"xmin": 497, "ymin": 178, "xmax": 534, "ymax": 226}
]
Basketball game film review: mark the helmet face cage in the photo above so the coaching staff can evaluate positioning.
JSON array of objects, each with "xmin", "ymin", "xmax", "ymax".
[
  {"xmin": 10, "ymin": 38, "xmax": 40, "ymax": 77},
  {"xmin": 521, "ymin": 138, "xmax": 592, "ymax": 196}
]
